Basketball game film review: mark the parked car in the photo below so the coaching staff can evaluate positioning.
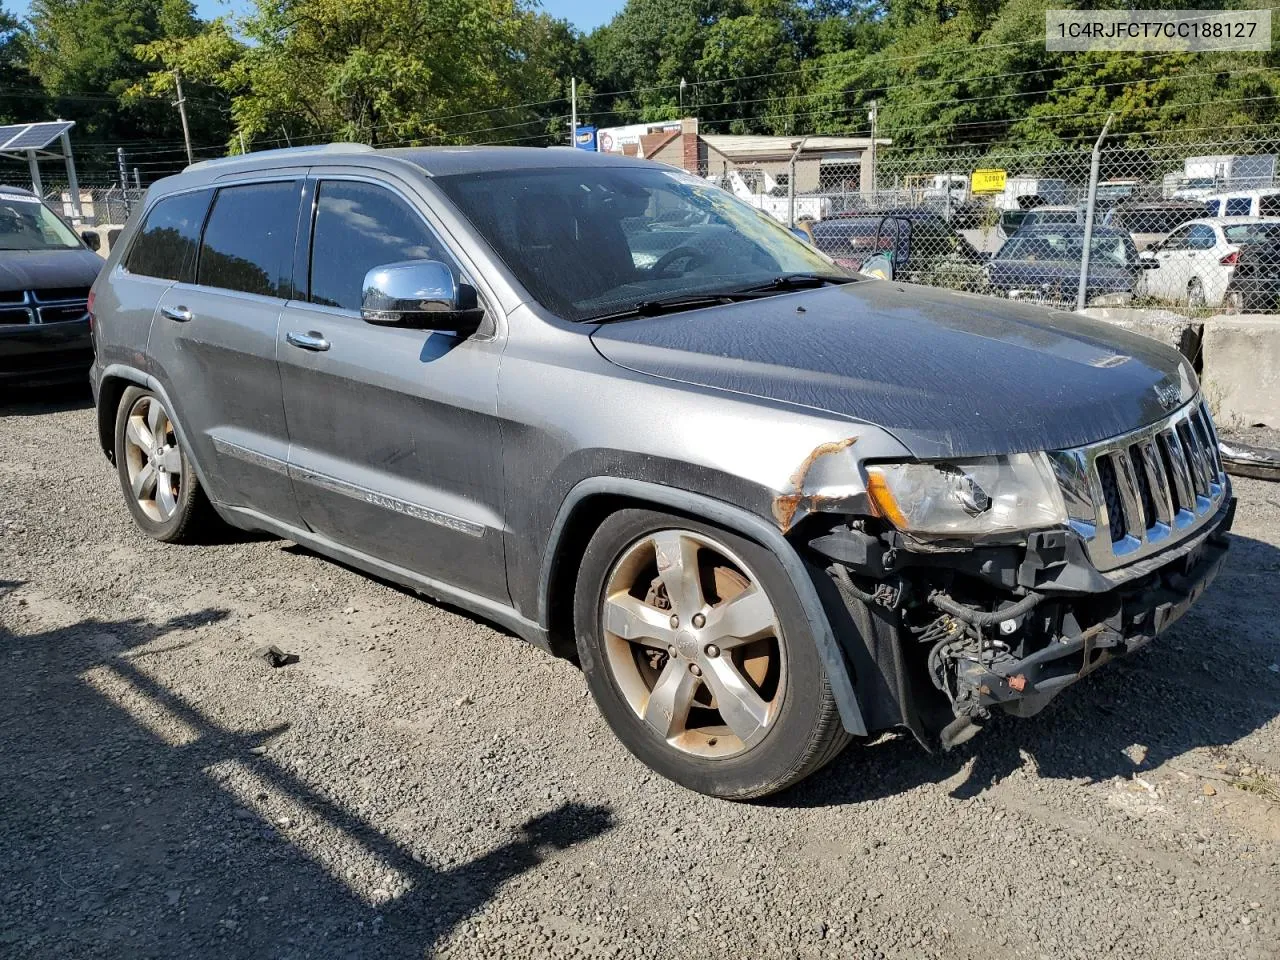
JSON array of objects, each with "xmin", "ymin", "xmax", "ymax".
[
  {"xmin": 997, "ymin": 205, "xmax": 1080, "ymax": 239},
  {"xmin": 808, "ymin": 210, "xmax": 986, "ymax": 289},
  {"xmin": 1102, "ymin": 200, "xmax": 1205, "ymax": 251},
  {"xmin": 90, "ymin": 144, "xmax": 1232, "ymax": 799},
  {"xmin": 1092, "ymin": 179, "xmax": 1142, "ymax": 209},
  {"xmin": 985, "ymin": 224, "xmax": 1146, "ymax": 304},
  {"xmin": 1200, "ymin": 188, "xmax": 1280, "ymax": 219},
  {"xmin": 0, "ymin": 185, "xmax": 102, "ymax": 387},
  {"xmin": 1136, "ymin": 216, "xmax": 1280, "ymax": 308},
  {"xmin": 1221, "ymin": 222, "xmax": 1280, "ymax": 312}
]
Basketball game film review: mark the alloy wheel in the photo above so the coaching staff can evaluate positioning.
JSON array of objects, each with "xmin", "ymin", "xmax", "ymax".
[
  {"xmin": 599, "ymin": 529, "xmax": 786, "ymax": 758},
  {"xmin": 122, "ymin": 395, "xmax": 183, "ymax": 523}
]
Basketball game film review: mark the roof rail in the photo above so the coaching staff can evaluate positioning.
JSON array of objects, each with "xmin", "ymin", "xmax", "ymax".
[{"xmin": 186, "ymin": 142, "xmax": 375, "ymax": 171}]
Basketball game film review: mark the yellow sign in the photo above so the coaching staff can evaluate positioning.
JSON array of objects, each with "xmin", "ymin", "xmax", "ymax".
[{"xmin": 971, "ymin": 169, "xmax": 1007, "ymax": 194}]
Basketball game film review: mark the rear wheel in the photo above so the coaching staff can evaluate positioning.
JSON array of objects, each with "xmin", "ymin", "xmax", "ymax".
[
  {"xmin": 574, "ymin": 508, "xmax": 851, "ymax": 799},
  {"xmin": 113, "ymin": 386, "xmax": 216, "ymax": 543}
]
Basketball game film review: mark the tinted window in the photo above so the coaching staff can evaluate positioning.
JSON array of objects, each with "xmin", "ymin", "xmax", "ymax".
[
  {"xmin": 197, "ymin": 181, "xmax": 299, "ymax": 297},
  {"xmin": 1225, "ymin": 197, "xmax": 1252, "ymax": 217},
  {"xmin": 125, "ymin": 190, "xmax": 211, "ymax": 281},
  {"xmin": 309, "ymin": 180, "xmax": 450, "ymax": 311},
  {"xmin": 1261, "ymin": 194, "xmax": 1280, "ymax": 217}
]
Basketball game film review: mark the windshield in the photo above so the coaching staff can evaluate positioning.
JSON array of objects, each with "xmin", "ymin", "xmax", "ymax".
[
  {"xmin": 0, "ymin": 192, "xmax": 82, "ymax": 251},
  {"xmin": 433, "ymin": 165, "xmax": 852, "ymax": 322},
  {"xmin": 998, "ymin": 232, "xmax": 1136, "ymax": 266}
]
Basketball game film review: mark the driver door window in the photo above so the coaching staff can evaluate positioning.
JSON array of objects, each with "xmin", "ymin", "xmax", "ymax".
[{"xmin": 309, "ymin": 180, "xmax": 454, "ymax": 311}]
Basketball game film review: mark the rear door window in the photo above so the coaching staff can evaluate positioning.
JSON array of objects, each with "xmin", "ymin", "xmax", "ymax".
[
  {"xmin": 308, "ymin": 180, "xmax": 453, "ymax": 312},
  {"xmin": 196, "ymin": 181, "xmax": 301, "ymax": 298},
  {"xmin": 1259, "ymin": 194, "xmax": 1280, "ymax": 217},
  {"xmin": 125, "ymin": 190, "xmax": 212, "ymax": 282}
]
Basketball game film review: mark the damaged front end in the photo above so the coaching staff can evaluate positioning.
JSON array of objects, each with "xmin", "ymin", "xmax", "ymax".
[{"xmin": 797, "ymin": 399, "xmax": 1235, "ymax": 749}]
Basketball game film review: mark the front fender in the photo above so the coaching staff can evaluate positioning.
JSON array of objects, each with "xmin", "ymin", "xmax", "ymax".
[{"xmin": 540, "ymin": 476, "xmax": 867, "ymax": 737}]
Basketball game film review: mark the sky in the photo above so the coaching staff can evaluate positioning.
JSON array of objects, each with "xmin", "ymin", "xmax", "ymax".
[{"xmin": 5, "ymin": 0, "xmax": 626, "ymax": 32}]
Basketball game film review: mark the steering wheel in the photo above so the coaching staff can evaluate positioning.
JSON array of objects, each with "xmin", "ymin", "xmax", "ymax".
[{"xmin": 651, "ymin": 245, "xmax": 709, "ymax": 276}]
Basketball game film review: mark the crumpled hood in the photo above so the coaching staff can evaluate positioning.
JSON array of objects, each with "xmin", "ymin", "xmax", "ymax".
[
  {"xmin": 589, "ymin": 280, "xmax": 1196, "ymax": 459},
  {"xmin": 0, "ymin": 248, "xmax": 103, "ymax": 293}
]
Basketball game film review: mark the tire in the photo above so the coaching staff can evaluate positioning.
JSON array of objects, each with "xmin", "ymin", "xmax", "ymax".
[
  {"xmin": 113, "ymin": 385, "xmax": 217, "ymax": 543},
  {"xmin": 573, "ymin": 508, "xmax": 851, "ymax": 800}
]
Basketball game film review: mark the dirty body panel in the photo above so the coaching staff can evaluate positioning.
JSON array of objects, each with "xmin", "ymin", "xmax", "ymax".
[{"xmin": 89, "ymin": 145, "xmax": 1232, "ymax": 756}]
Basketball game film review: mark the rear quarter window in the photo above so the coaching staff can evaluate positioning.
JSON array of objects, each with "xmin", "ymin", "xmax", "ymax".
[{"xmin": 125, "ymin": 190, "xmax": 212, "ymax": 282}]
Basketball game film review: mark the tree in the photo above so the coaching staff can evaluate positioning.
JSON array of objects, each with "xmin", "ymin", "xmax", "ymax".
[
  {"xmin": 24, "ymin": 0, "xmax": 231, "ymax": 175},
  {"xmin": 150, "ymin": 0, "xmax": 576, "ymax": 151},
  {"xmin": 0, "ymin": 3, "xmax": 40, "ymax": 126}
]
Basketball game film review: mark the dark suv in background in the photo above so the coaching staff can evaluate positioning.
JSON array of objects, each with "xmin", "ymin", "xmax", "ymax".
[
  {"xmin": 89, "ymin": 145, "xmax": 1232, "ymax": 799},
  {"xmin": 0, "ymin": 185, "xmax": 101, "ymax": 386}
]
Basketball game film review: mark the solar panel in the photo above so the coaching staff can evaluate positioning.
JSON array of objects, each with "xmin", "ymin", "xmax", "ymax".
[{"xmin": 0, "ymin": 121, "xmax": 76, "ymax": 152}]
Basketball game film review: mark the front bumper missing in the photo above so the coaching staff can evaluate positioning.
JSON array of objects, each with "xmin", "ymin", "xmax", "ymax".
[{"xmin": 956, "ymin": 496, "xmax": 1234, "ymax": 720}]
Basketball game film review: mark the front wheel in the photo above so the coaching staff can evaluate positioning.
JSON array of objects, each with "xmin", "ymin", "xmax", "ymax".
[{"xmin": 573, "ymin": 509, "xmax": 851, "ymax": 799}]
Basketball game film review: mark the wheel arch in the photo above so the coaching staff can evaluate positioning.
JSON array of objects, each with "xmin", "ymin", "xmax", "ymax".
[
  {"xmin": 96, "ymin": 363, "xmax": 219, "ymax": 501},
  {"xmin": 95, "ymin": 365, "xmax": 152, "ymax": 462},
  {"xmin": 539, "ymin": 477, "xmax": 867, "ymax": 737}
]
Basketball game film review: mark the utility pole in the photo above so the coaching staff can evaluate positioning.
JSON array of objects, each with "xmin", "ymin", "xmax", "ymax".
[
  {"xmin": 173, "ymin": 69, "xmax": 194, "ymax": 166},
  {"xmin": 867, "ymin": 99, "xmax": 879, "ymax": 199},
  {"xmin": 569, "ymin": 77, "xmax": 577, "ymax": 147},
  {"xmin": 679, "ymin": 78, "xmax": 686, "ymax": 116},
  {"xmin": 239, "ymin": 131, "xmax": 247, "ymax": 155}
]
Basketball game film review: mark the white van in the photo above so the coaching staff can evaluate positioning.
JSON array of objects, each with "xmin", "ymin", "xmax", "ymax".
[{"xmin": 1200, "ymin": 188, "xmax": 1280, "ymax": 219}]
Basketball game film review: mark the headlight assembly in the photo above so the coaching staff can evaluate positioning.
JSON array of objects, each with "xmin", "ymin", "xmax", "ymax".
[{"xmin": 865, "ymin": 453, "xmax": 1067, "ymax": 538}]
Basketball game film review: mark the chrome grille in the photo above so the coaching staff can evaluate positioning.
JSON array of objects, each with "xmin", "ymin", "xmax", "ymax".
[
  {"xmin": 0, "ymin": 288, "xmax": 90, "ymax": 326},
  {"xmin": 1048, "ymin": 399, "xmax": 1227, "ymax": 572}
]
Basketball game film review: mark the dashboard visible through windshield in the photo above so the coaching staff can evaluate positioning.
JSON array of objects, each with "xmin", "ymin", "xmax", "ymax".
[
  {"xmin": 0, "ymin": 192, "xmax": 83, "ymax": 252},
  {"xmin": 434, "ymin": 165, "xmax": 854, "ymax": 322}
]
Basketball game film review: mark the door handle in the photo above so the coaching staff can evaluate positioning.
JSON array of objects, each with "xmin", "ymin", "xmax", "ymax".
[
  {"xmin": 161, "ymin": 305, "xmax": 192, "ymax": 323},
  {"xmin": 286, "ymin": 330, "xmax": 331, "ymax": 352}
]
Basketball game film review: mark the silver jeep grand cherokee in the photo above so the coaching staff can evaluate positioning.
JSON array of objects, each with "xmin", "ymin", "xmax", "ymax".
[{"xmin": 89, "ymin": 144, "xmax": 1233, "ymax": 799}]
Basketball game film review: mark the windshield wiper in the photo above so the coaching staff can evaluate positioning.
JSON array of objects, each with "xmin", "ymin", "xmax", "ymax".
[
  {"xmin": 732, "ymin": 273, "xmax": 854, "ymax": 293},
  {"xmin": 588, "ymin": 293, "xmax": 756, "ymax": 323},
  {"xmin": 586, "ymin": 274, "xmax": 854, "ymax": 324}
]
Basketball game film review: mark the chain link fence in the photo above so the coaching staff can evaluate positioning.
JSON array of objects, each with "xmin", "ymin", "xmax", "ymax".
[
  {"xmin": 39, "ymin": 182, "xmax": 145, "ymax": 228},
  {"xmin": 702, "ymin": 133, "xmax": 1280, "ymax": 316}
]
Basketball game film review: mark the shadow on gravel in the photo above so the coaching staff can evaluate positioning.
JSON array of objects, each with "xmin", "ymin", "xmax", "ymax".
[
  {"xmin": 0, "ymin": 382, "xmax": 93, "ymax": 416},
  {"xmin": 0, "ymin": 605, "xmax": 613, "ymax": 958},
  {"xmin": 778, "ymin": 530, "xmax": 1280, "ymax": 808}
]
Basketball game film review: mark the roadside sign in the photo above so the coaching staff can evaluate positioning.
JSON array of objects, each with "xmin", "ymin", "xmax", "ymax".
[{"xmin": 971, "ymin": 169, "xmax": 1007, "ymax": 194}]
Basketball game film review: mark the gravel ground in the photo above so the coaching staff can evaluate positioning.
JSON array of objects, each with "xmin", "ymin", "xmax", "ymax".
[{"xmin": 2, "ymin": 388, "xmax": 1279, "ymax": 960}]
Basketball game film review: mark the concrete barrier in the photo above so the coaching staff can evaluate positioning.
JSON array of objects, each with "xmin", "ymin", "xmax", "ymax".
[
  {"xmin": 1075, "ymin": 307, "xmax": 1202, "ymax": 359},
  {"xmin": 1200, "ymin": 315, "xmax": 1280, "ymax": 429}
]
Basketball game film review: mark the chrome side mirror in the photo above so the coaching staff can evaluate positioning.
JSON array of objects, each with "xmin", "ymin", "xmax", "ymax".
[{"xmin": 361, "ymin": 260, "xmax": 483, "ymax": 334}]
